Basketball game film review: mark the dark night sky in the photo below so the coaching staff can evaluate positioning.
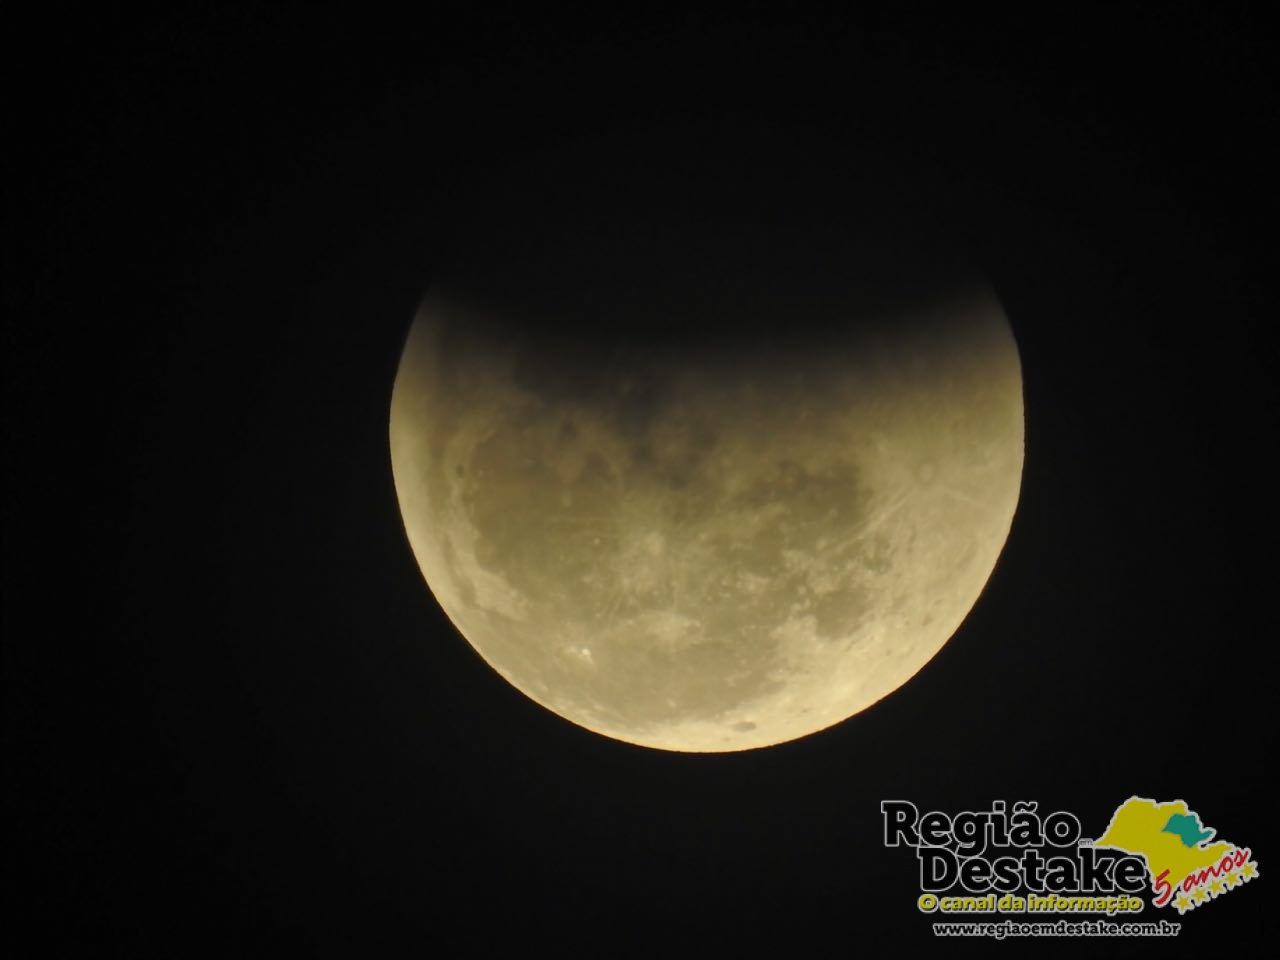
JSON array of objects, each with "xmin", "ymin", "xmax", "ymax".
[{"xmin": 6, "ymin": 5, "xmax": 1277, "ymax": 954}]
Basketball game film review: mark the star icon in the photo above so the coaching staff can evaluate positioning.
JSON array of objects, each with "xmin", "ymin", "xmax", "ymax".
[
  {"xmin": 1241, "ymin": 861, "xmax": 1259, "ymax": 881},
  {"xmin": 1192, "ymin": 887, "xmax": 1208, "ymax": 904},
  {"xmin": 1174, "ymin": 892, "xmax": 1193, "ymax": 914},
  {"xmin": 1209, "ymin": 878, "xmax": 1226, "ymax": 896},
  {"xmin": 1226, "ymin": 870, "xmax": 1242, "ymax": 888}
]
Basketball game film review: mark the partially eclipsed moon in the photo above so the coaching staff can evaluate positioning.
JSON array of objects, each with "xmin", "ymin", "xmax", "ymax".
[{"xmin": 390, "ymin": 282, "xmax": 1023, "ymax": 752}]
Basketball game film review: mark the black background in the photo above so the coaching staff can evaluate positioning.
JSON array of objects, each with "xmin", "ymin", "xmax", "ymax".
[{"xmin": 6, "ymin": 4, "xmax": 1277, "ymax": 954}]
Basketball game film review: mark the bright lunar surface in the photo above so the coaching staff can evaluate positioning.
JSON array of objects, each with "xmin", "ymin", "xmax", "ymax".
[{"xmin": 390, "ymin": 283, "xmax": 1023, "ymax": 751}]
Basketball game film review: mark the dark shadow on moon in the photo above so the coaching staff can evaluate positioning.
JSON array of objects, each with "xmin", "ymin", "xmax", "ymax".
[{"xmin": 428, "ymin": 116, "xmax": 986, "ymax": 379}]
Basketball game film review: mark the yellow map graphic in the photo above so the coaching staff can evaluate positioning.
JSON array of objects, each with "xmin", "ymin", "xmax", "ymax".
[{"xmin": 1096, "ymin": 797, "xmax": 1232, "ymax": 889}]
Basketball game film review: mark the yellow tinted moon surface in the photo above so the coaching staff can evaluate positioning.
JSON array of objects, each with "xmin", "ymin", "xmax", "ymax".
[{"xmin": 390, "ymin": 285, "xmax": 1023, "ymax": 751}]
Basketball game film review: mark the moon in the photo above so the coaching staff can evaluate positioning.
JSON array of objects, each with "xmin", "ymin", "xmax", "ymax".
[{"xmin": 390, "ymin": 274, "xmax": 1022, "ymax": 752}]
